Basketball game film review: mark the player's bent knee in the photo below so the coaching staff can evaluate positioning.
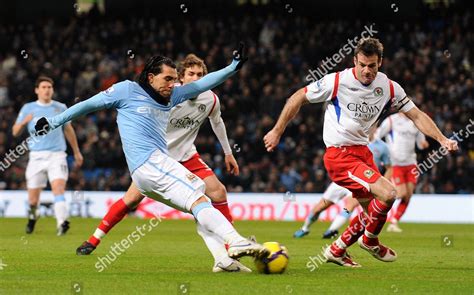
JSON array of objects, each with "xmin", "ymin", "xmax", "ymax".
[
  {"xmin": 191, "ymin": 196, "xmax": 209, "ymax": 209},
  {"xmin": 385, "ymin": 188, "xmax": 397, "ymax": 203},
  {"xmin": 123, "ymin": 193, "xmax": 145, "ymax": 208},
  {"xmin": 206, "ymin": 183, "xmax": 227, "ymax": 203}
]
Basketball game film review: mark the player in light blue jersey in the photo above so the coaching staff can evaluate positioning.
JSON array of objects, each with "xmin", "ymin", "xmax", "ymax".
[
  {"xmin": 12, "ymin": 76, "xmax": 83, "ymax": 236},
  {"xmin": 293, "ymin": 125, "xmax": 392, "ymax": 239},
  {"xmin": 35, "ymin": 44, "xmax": 270, "ymax": 261}
]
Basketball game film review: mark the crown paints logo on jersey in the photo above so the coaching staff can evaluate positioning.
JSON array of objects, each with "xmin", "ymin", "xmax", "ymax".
[
  {"xmin": 169, "ymin": 116, "xmax": 201, "ymax": 130},
  {"xmin": 347, "ymin": 102, "xmax": 381, "ymax": 114}
]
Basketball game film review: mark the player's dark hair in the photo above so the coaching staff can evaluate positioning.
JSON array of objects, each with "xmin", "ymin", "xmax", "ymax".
[
  {"xmin": 35, "ymin": 76, "xmax": 54, "ymax": 88},
  {"xmin": 178, "ymin": 54, "xmax": 208, "ymax": 79},
  {"xmin": 355, "ymin": 38, "xmax": 384, "ymax": 61},
  {"xmin": 137, "ymin": 55, "xmax": 176, "ymax": 85}
]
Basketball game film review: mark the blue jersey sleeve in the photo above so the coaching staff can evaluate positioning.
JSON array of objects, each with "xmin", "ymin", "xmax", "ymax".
[
  {"xmin": 15, "ymin": 104, "xmax": 29, "ymax": 124},
  {"xmin": 170, "ymin": 60, "xmax": 239, "ymax": 106},
  {"xmin": 57, "ymin": 102, "xmax": 71, "ymax": 126},
  {"xmin": 48, "ymin": 81, "xmax": 130, "ymax": 129}
]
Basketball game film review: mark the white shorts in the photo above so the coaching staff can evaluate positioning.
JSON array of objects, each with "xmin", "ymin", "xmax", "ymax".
[
  {"xmin": 132, "ymin": 149, "xmax": 206, "ymax": 213},
  {"xmin": 322, "ymin": 182, "xmax": 351, "ymax": 203},
  {"xmin": 26, "ymin": 151, "xmax": 68, "ymax": 189}
]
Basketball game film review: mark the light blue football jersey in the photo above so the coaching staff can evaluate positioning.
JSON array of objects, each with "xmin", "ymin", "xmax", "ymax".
[
  {"xmin": 16, "ymin": 101, "xmax": 68, "ymax": 151},
  {"xmin": 46, "ymin": 60, "xmax": 239, "ymax": 173}
]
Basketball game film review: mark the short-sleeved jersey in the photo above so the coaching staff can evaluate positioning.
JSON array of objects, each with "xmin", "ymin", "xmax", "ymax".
[
  {"xmin": 167, "ymin": 90, "xmax": 219, "ymax": 162},
  {"xmin": 305, "ymin": 68, "xmax": 415, "ymax": 147},
  {"xmin": 376, "ymin": 113, "xmax": 425, "ymax": 166},
  {"xmin": 16, "ymin": 101, "xmax": 68, "ymax": 151},
  {"xmin": 368, "ymin": 138, "xmax": 391, "ymax": 172}
]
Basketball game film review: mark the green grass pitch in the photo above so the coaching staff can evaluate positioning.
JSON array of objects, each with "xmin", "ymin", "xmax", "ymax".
[{"xmin": 0, "ymin": 217, "xmax": 473, "ymax": 294}]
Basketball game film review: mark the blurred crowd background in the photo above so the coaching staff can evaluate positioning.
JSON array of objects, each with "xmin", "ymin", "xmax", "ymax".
[{"xmin": 0, "ymin": 0, "xmax": 472, "ymax": 194}]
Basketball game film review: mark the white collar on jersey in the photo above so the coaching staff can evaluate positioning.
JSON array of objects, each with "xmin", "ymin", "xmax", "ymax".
[{"xmin": 36, "ymin": 100, "xmax": 53, "ymax": 106}]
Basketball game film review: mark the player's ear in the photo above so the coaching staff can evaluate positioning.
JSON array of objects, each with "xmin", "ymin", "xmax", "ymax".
[
  {"xmin": 147, "ymin": 73, "xmax": 154, "ymax": 85},
  {"xmin": 353, "ymin": 56, "xmax": 357, "ymax": 67},
  {"xmin": 34, "ymin": 87, "xmax": 39, "ymax": 95},
  {"xmin": 378, "ymin": 57, "xmax": 383, "ymax": 68}
]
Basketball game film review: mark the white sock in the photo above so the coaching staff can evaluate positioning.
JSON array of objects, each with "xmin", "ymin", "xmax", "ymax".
[
  {"xmin": 192, "ymin": 203, "xmax": 245, "ymax": 245},
  {"xmin": 328, "ymin": 210, "xmax": 351, "ymax": 232},
  {"xmin": 196, "ymin": 223, "xmax": 230, "ymax": 264},
  {"xmin": 54, "ymin": 195, "xmax": 68, "ymax": 227}
]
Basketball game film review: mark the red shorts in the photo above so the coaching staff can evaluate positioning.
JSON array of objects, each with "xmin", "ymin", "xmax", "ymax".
[
  {"xmin": 180, "ymin": 153, "xmax": 215, "ymax": 180},
  {"xmin": 324, "ymin": 146, "xmax": 382, "ymax": 199},
  {"xmin": 392, "ymin": 165, "xmax": 418, "ymax": 185}
]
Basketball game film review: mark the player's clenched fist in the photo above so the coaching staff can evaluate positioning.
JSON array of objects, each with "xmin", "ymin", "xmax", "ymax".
[
  {"xmin": 440, "ymin": 138, "xmax": 458, "ymax": 152},
  {"xmin": 263, "ymin": 129, "xmax": 281, "ymax": 152},
  {"xmin": 35, "ymin": 117, "xmax": 50, "ymax": 136}
]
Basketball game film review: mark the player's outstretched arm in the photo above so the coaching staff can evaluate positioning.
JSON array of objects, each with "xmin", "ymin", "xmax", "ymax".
[
  {"xmin": 403, "ymin": 105, "xmax": 458, "ymax": 152},
  {"xmin": 263, "ymin": 87, "xmax": 308, "ymax": 152},
  {"xmin": 172, "ymin": 43, "xmax": 247, "ymax": 103},
  {"xmin": 35, "ymin": 94, "xmax": 108, "ymax": 135},
  {"xmin": 35, "ymin": 81, "xmax": 128, "ymax": 135}
]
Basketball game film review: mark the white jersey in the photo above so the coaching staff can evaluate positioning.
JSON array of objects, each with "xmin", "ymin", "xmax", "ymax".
[
  {"xmin": 376, "ymin": 113, "xmax": 425, "ymax": 166},
  {"xmin": 305, "ymin": 68, "xmax": 415, "ymax": 147},
  {"xmin": 166, "ymin": 90, "xmax": 231, "ymax": 162}
]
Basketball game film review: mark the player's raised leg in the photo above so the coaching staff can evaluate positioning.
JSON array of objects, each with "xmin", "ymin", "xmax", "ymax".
[
  {"xmin": 196, "ymin": 223, "xmax": 251, "ymax": 273},
  {"xmin": 132, "ymin": 150, "xmax": 269, "ymax": 261},
  {"xmin": 356, "ymin": 177, "xmax": 398, "ymax": 261},
  {"xmin": 76, "ymin": 184, "xmax": 144, "ymax": 255},
  {"xmin": 205, "ymin": 174, "xmax": 233, "ymax": 223},
  {"xmin": 193, "ymin": 165, "xmax": 251, "ymax": 271},
  {"xmin": 324, "ymin": 200, "xmax": 369, "ymax": 268},
  {"xmin": 179, "ymin": 152, "xmax": 250, "ymax": 271},
  {"xmin": 324, "ymin": 148, "xmax": 396, "ymax": 267}
]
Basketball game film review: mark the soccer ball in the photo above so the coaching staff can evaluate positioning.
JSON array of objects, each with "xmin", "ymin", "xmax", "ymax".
[{"xmin": 254, "ymin": 242, "xmax": 289, "ymax": 274}]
